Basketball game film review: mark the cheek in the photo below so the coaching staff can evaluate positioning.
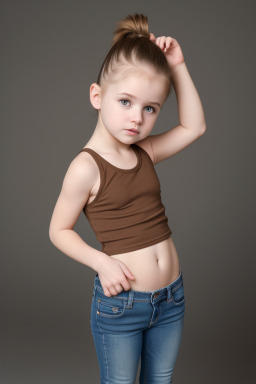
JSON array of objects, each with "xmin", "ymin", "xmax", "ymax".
[
  {"xmin": 144, "ymin": 115, "xmax": 158, "ymax": 132},
  {"xmin": 105, "ymin": 107, "xmax": 125, "ymax": 131},
  {"xmin": 145, "ymin": 113, "xmax": 158, "ymax": 125},
  {"xmin": 113, "ymin": 106, "xmax": 127, "ymax": 122},
  {"xmin": 102, "ymin": 102, "xmax": 120, "ymax": 122}
]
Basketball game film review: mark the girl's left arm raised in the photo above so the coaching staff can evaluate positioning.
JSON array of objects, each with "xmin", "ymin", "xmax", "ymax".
[{"xmin": 140, "ymin": 34, "xmax": 207, "ymax": 165}]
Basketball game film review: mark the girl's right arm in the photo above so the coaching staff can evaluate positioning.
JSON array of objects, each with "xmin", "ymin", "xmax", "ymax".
[
  {"xmin": 49, "ymin": 154, "xmax": 134, "ymax": 296},
  {"xmin": 48, "ymin": 154, "xmax": 108, "ymax": 272}
]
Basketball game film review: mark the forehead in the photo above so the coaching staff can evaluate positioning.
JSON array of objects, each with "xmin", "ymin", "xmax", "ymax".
[{"xmin": 108, "ymin": 65, "xmax": 167, "ymax": 101}]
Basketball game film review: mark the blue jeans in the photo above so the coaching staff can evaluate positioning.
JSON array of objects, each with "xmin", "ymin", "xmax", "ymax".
[{"xmin": 90, "ymin": 270, "xmax": 185, "ymax": 384}]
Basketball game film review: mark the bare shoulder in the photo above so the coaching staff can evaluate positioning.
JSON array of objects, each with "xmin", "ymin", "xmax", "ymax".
[
  {"xmin": 64, "ymin": 151, "xmax": 97, "ymax": 189},
  {"xmin": 74, "ymin": 149, "xmax": 99, "ymax": 177},
  {"xmin": 49, "ymin": 151, "xmax": 99, "ymax": 235},
  {"xmin": 135, "ymin": 136, "xmax": 155, "ymax": 164}
]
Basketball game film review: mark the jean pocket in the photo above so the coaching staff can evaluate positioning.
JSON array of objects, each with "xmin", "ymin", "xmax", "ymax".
[
  {"xmin": 172, "ymin": 284, "xmax": 185, "ymax": 306},
  {"xmin": 96, "ymin": 292, "xmax": 126, "ymax": 319}
]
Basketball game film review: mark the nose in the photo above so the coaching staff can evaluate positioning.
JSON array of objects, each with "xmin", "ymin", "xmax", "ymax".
[{"xmin": 130, "ymin": 108, "xmax": 143, "ymax": 124}]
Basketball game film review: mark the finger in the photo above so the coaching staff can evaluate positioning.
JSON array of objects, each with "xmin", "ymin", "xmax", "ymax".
[
  {"xmin": 165, "ymin": 36, "xmax": 172, "ymax": 50},
  {"xmin": 109, "ymin": 286, "xmax": 119, "ymax": 296},
  {"xmin": 122, "ymin": 279, "xmax": 132, "ymax": 291},
  {"xmin": 114, "ymin": 283, "xmax": 124, "ymax": 294},
  {"xmin": 156, "ymin": 36, "xmax": 166, "ymax": 50},
  {"xmin": 118, "ymin": 275, "xmax": 132, "ymax": 291},
  {"xmin": 159, "ymin": 36, "xmax": 167, "ymax": 50},
  {"xmin": 107, "ymin": 281, "xmax": 121, "ymax": 296},
  {"xmin": 155, "ymin": 37, "xmax": 162, "ymax": 48},
  {"xmin": 104, "ymin": 288, "xmax": 112, "ymax": 297},
  {"xmin": 120, "ymin": 262, "xmax": 134, "ymax": 279},
  {"xmin": 149, "ymin": 32, "xmax": 156, "ymax": 41}
]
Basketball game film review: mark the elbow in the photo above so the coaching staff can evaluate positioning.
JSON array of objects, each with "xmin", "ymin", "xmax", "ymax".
[
  {"xmin": 49, "ymin": 226, "xmax": 57, "ymax": 244},
  {"xmin": 49, "ymin": 230, "xmax": 54, "ymax": 244},
  {"xmin": 200, "ymin": 124, "xmax": 207, "ymax": 135},
  {"xmin": 49, "ymin": 227, "xmax": 72, "ymax": 244}
]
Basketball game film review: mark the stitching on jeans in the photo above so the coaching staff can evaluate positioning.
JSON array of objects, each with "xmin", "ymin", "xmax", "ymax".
[
  {"xmin": 144, "ymin": 339, "xmax": 148, "ymax": 384},
  {"xmin": 172, "ymin": 281, "xmax": 183, "ymax": 294},
  {"xmin": 167, "ymin": 295, "xmax": 173, "ymax": 303},
  {"xmin": 103, "ymin": 333, "xmax": 109, "ymax": 384},
  {"xmin": 97, "ymin": 301, "xmax": 126, "ymax": 318},
  {"xmin": 129, "ymin": 300, "xmax": 149, "ymax": 303},
  {"xmin": 95, "ymin": 285, "xmax": 183, "ymax": 302},
  {"xmin": 149, "ymin": 305, "xmax": 161, "ymax": 325},
  {"xmin": 98, "ymin": 322, "xmax": 109, "ymax": 383},
  {"xmin": 95, "ymin": 287, "xmax": 169, "ymax": 303}
]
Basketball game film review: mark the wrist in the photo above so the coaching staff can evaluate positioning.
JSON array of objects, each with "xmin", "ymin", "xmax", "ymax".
[
  {"xmin": 170, "ymin": 61, "xmax": 186, "ymax": 78},
  {"xmin": 93, "ymin": 251, "xmax": 109, "ymax": 272}
]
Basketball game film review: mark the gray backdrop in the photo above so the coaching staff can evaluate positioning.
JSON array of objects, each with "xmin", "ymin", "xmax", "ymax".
[{"xmin": 1, "ymin": 1, "xmax": 255, "ymax": 383}]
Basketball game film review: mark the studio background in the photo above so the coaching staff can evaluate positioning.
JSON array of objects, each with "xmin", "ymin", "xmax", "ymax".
[{"xmin": 1, "ymin": 1, "xmax": 255, "ymax": 383}]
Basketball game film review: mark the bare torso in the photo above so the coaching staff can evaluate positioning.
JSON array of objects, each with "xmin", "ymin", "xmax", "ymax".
[
  {"xmin": 109, "ymin": 237, "xmax": 180, "ymax": 291},
  {"xmin": 81, "ymin": 142, "xmax": 180, "ymax": 291}
]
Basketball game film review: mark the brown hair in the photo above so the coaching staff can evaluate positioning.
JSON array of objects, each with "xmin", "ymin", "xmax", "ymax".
[{"xmin": 96, "ymin": 13, "xmax": 172, "ymax": 102}]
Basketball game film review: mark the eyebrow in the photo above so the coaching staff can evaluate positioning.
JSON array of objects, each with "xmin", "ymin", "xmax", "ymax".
[{"xmin": 116, "ymin": 92, "xmax": 161, "ymax": 107}]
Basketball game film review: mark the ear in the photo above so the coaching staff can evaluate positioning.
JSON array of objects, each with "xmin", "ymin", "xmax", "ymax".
[{"xmin": 89, "ymin": 83, "xmax": 102, "ymax": 110}]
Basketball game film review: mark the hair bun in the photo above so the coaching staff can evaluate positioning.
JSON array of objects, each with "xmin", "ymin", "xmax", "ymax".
[
  {"xmin": 96, "ymin": 13, "xmax": 172, "ymax": 103},
  {"xmin": 112, "ymin": 13, "xmax": 150, "ymax": 46}
]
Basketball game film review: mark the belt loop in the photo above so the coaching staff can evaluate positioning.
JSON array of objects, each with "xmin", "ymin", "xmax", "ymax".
[{"xmin": 127, "ymin": 290, "xmax": 134, "ymax": 308}]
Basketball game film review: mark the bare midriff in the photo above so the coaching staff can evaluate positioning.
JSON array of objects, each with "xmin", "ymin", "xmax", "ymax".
[{"xmin": 109, "ymin": 236, "xmax": 180, "ymax": 291}]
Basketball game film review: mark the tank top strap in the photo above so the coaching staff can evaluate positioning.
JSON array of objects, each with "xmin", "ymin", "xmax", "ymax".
[
  {"xmin": 78, "ymin": 148, "xmax": 106, "ymax": 187},
  {"xmin": 78, "ymin": 147, "xmax": 105, "ymax": 166},
  {"xmin": 78, "ymin": 144, "xmax": 142, "ymax": 174}
]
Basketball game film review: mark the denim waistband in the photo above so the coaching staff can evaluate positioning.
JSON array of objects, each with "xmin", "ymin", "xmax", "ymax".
[{"xmin": 93, "ymin": 270, "xmax": 183, "ymax": 304}]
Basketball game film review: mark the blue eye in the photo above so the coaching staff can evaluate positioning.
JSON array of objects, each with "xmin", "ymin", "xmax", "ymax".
[
  {"xmin": 119, "ymin": 99, "xmax": 156, "ymax": 113},
  {"xmin": 120, "ymin": 99, "xmax": 130, "ymax": 106},
  {"xmin": 145, "ymin": 106, "xmax": 155, "ymax": 113}
]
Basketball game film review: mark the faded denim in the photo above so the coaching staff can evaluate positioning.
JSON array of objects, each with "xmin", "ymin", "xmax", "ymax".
[{"xmin": 90, "ymin": 270, "xmax": 185, "ymax": 384}]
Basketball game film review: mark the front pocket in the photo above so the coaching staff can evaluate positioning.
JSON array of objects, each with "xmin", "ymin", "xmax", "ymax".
[
  {"xmin": 97, "ymin": 296, "xmax": 126, "ymax": 318},
  {"xmin": 172, "ymin": 284, "xmax": 185, "ymax": 306}
]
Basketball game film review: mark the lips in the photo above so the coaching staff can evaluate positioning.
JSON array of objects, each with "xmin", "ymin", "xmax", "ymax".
[{"xmin": 127, "ymin": 128, "xmax": 139, "ymax": 133}]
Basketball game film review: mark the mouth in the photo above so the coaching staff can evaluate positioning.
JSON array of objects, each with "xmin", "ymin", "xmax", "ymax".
[{"xmin": 126, "ymin": 128, "xmax": 139, "ymax": 133}]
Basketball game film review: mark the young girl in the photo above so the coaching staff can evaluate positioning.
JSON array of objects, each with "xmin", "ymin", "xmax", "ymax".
[{"xmin": 49, "ymin": 13, "xmax": 206, "ymax": 384}]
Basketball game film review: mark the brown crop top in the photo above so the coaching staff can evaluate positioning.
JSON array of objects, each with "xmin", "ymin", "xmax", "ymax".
[{"xmin": 78, "ymin": 143, "xmax": 172, "ymax": 256}]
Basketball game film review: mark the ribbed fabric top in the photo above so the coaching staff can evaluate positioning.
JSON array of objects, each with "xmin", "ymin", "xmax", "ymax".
[{"xmin": 78, "ymin": 143, "xmax": 172, "ymax": 256}]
